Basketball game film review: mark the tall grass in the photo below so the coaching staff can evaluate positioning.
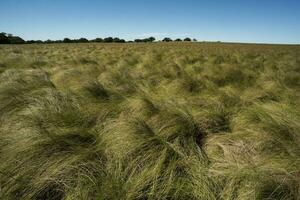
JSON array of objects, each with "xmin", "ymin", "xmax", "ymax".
[{"xmin": 0, "ymin": 42, "xmax": 299, "ymax": 199}]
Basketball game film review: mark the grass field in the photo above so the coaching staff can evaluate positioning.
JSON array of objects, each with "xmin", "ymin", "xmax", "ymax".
[{"xmin": 0, "ymin": 42, "xmax": 300, "ymax": 200}]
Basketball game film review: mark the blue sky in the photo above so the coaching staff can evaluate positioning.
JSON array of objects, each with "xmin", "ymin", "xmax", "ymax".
[{"xmin": 0, "ymin": 0, "xmax": 299, "ymax": 44}]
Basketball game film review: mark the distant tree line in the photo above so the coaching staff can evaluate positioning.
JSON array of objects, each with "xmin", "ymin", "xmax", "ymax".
[
  {"xmin": 0, "ymin": 32, "xmax": 25, "ymax": 44},
  {"xmin": 0, "ymin": 32, "xmax": 198, "ymax": 44}
]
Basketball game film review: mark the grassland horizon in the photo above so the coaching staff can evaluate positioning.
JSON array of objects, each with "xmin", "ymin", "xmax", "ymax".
[
  {"xmin": 2, "ymin": 32, "xmax": 300, "ymax": 45},
  {"xmin": 0, "ymin": 42, "xmax": 299, "ymax": 199}
]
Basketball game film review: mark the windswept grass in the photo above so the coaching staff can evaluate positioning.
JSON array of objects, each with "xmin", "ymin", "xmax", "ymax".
[{"xmin": 0, "ymin": 42, "xmax": 299, "ymax": 199}]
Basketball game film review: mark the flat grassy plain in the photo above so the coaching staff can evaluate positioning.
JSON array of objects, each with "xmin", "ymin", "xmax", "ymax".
[{"xmin": 0, "ymin": 42, "xmax": 300, "ymax": 200}]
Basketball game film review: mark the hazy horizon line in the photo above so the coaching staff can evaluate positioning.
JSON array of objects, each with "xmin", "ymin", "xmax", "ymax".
[{"xmin": 2, "ymin": 31, "xmax": 300, "ymax": 45}]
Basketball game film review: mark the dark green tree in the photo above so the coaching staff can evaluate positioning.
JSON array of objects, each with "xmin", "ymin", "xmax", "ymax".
[
  {"xmin": 113, "ymin": 37, "xmax": 125, "ymax": 43},
  {"xmin": 148, "ymin": 37, "xmax": 156, "ymax": 42},
  {"xmin": 184, "ymin": 38, "xmax": 192, "ymax": 42},
  {"xmin": 78, "ymin": 38, "xmax": 89, "ymax": 43},
  {"xmin": 8, "ymin": 36, "xmax": 25, "ymax": 44},
  {"xmin": 94, "ymin": 38, "xmax": 103, "ymax": 43},
  {"xmin": 134, "ymin": 39, "xmax": 142, "ymax": 43},
  {"xmin": 103, "ymin": 37, "xmax": 113, "ymax": 43},
  {"xmin": 45, "ymin": 39, "xmax": 54, "ymax": 44},
  {"xmin": 162, "ymin": 37, "xmax": 172, "ymax": 42},
  {"xmin": 63, "ymin": 38, "xmax": 72, "ymax": 43},
  {"xmin": 0, "ymin": 32, "xmax": 9, "ymax": 44}
]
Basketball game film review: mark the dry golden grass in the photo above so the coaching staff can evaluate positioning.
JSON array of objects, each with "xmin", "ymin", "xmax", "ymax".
[{"xmin": 0, "ymin": 42, "xmax": 300, "ymax": 199}]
